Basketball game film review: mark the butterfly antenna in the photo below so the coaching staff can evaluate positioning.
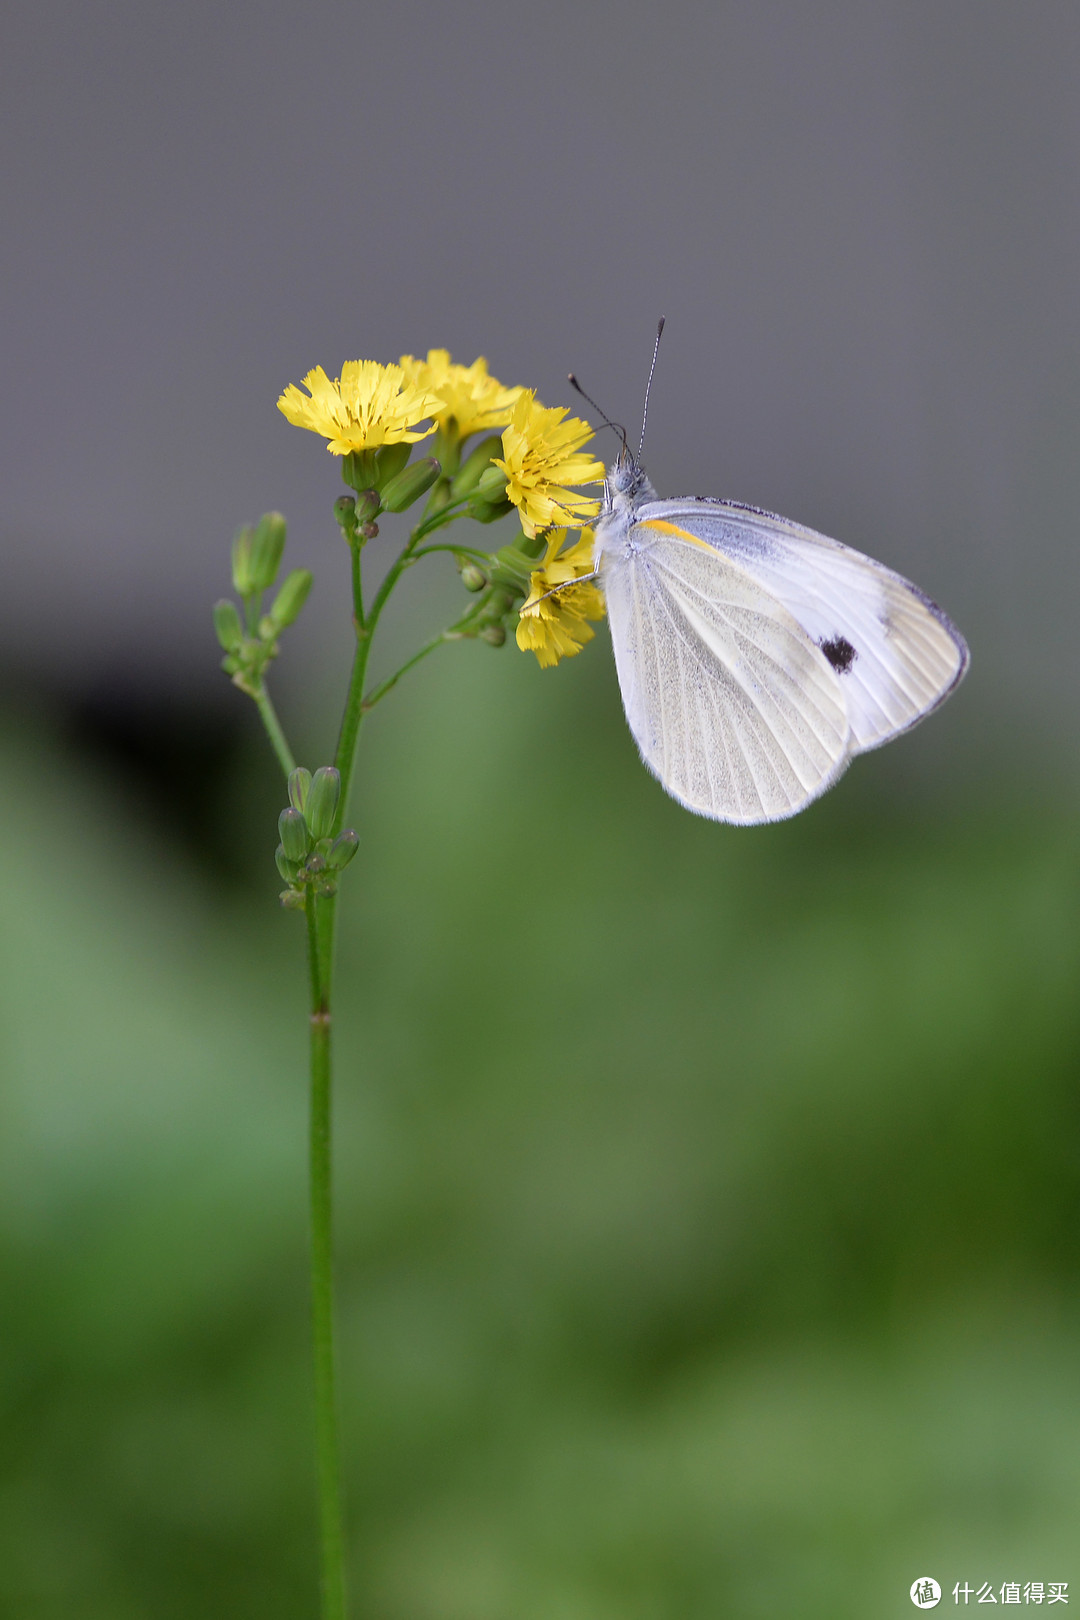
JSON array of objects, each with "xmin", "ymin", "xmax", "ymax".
[
  {"xmin": 568, "ymin": 373, "xmax": 628, "ymax": 457},
  {"xmin": 637, "ymin": 316, "xmax": 665, "ymax": 461}
]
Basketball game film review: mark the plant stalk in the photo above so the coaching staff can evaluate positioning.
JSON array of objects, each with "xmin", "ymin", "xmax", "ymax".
[
  {"xmin": 307, "ymin": 896, "xmax": 346, "ymax": 1620},
  {"xmin": 254, "ymin": 684, "xmax": 297, "ymax": 778}
]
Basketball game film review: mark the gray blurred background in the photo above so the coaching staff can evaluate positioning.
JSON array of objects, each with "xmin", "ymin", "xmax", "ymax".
[{"xmin": 2, "ymin": 4, "xmax": 1079, "ymax": 1618}]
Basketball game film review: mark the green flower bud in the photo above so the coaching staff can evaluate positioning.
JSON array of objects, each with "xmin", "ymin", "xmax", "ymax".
[
  {"xmin": 380, "ymin": 457, "xmax": 441, "ymax": 513},
  {"xmin": 270, "ymin": 568, "xmax": 313, "ymax": 629},
  {"xmin": 480, "ymin": 623, "xmax": 506, "ymax": 647},
  {"xmin": 373, "ymin": 442, "xmax": 412, "ymax": 488},
  {"xmin": 249, "ymin": 512, "xmax": 287, "ymax": 591},
  {"xmin": 278, "ymin": 806, "xmax": 310, "ymax": 863},
  {"xmin": 450, "ymin": 436, "xmax": 504, "ymax": 500},
  {"xmin": 327, "ymin": 830, "xmax": 359, "ymax": 870},
  {"xmin": 315, "ymin": 880, "xmax": 338, "ymax": 899},
  {"xmin": 474, "ymin": 464, "xmax": 508, "ymax": 502},
  {"xmin": 305, "ymin": 854, "xmax": 327, "ymax": 876},
  {"xmin": 231, "ymin": 525, "xmax": 256, "ymax": 595},
  {"xmin": 275, "ymin": 844, "xmax": 301, "ymax": 882},
  {"xmin": 288, "ymin": 767, "xmax": 312, "ymax": 815},
  {"xmin": 460, "ymin": 563, "xmax": 487, "ymax": 592},
  {"xmin": 213, "ymin": 599, "xmax": 244, "ymax": 651},
  {"xmin": 353, "ymin": 489, "xmax": 381, "ymax": 526},
  {"xmin": 305, "ymin": 767, "xmax": 340, "ymax": 841},
  {"xmin": 280, "ymin": 889, "xmax": 307, "ymax": 911}
]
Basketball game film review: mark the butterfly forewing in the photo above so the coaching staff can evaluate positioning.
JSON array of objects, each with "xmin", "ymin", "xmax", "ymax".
[
  {"xmin": 639, "ymin": 500, "xmax": 969, "ymax": 754},
  {"xmin": 602, "ymin": 530, "xmax": 853, "ymax": 823}
]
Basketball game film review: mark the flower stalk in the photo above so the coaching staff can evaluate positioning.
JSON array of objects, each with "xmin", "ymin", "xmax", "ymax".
[{"xmin": 217, "ymin": 350, "xmax": 603, "ymax": 1618}]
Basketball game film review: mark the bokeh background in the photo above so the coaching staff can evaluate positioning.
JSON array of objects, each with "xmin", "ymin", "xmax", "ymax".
[{"xmin": 3, "ymin": 4, "xmax": 1079, "ymax": 1616}]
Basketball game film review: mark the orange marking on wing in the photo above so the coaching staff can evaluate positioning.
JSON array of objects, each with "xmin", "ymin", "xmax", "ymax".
[{"xmin": 638, "ymin": 518, "xmax": 715, "ymax": 553}]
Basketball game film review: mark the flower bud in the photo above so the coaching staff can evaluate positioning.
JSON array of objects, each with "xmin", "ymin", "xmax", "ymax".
[
  {"xmin": 213, "ymin": 599, "xmax": 244, "ymax": 651},
  {"xmin": 280, "ymin": 889, "xmax": 307, "ymax": 911},
  {"xmin": 278, "ymin": 806, "xmax": 310, "ymax": 863},
  {"xmin": 270, "ymin": 568, "xmax": 313, "ymax": 629},
  {"xmin": 288, "ymin": 767, "xmax": 312, "ymax": 815},
  {"xmin": 356, "ymin": 490, "xmax": 381, "ymax": 524},
  {"xmin": 249, "ymin": 512, "xmax": 287, "ymax": 591},
  {"xmin": 305, "ymin": 854, "xmax": 327, "ymax": 876},
  {"xmin": 373, "ymin": 442, "xmax": 412, "ymax": 488},
  {"xmin": 231, "ymin": 526, "xmax": 256, "ymax": 595},
  {"xmin": 380, "ymin": 457, "xmax": 441, "ymax": 513},
  {"xmin": 327, "ymin": 830, "xmax": 359, "ymax": 870},
  {"xmin": 305, "ymin": 766, "xmax": 340, "ymax": 840},
  {"xmin": 450, "ymin": 436, "xmax": 504, "ymax": 500},
  {"xmin": 460, "ymin": 563, "xmax": 487, "ymax": 592},
  {"xmin": 275, "ymin": 844, "xmax": 300, "ymax": 882},
  {"xmin": 480, "ymin": 623, "xmax": 506, "ymax": 646},
  {"xmin": 315, "ymin": 880, "xmax": 338, "ymax": 899}
]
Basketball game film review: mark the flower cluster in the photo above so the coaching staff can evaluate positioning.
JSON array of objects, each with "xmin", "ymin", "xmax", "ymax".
[{"xmin": 277, "ymin": 350, "xmax": 607, "ymax": 667}]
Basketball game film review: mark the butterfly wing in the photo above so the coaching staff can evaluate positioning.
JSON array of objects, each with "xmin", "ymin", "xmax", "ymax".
[
  {"xmin": 601, "ymin": 526, "xmax": 853, "ymax": 823},
  {"xmin": 637, "ymin": 499, "xmax": 969, "ymax": 754}
]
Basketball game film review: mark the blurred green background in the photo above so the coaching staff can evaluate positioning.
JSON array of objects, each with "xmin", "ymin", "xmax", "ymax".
[
  {"xmin": 4, "ymin": 1, "xmax": 1080, "ymax": 1614},
  {"xmin": 1, "ymin": 599, "xmax": 1076, "ymax": 1617}
]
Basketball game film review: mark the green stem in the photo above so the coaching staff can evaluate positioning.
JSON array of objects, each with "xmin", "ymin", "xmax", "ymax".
[
  {"xmin": 409, "ymin": 541, "xmax": 490, "ymax": 562},
  {"xmin": 333, "ymin": 539, "xmax": 419, "ymax": 830},
  {"xmin": 306, "ymin": 895, "xmax": 346, "ymax": 1620},
  {"xmin": 254, "ymin": 684, "xmax": 297, "ymax": 779},
  {"xmin": 361, "ymin": 629, "xmax": 453, "ymax": 712},
  {"xmin": 350, "ymin": 541, "xmax": 365, "ymax": 633}
]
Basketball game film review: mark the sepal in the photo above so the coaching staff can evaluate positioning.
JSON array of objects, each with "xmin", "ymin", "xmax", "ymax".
[{"xmin": 450, "ymin": 436, "xmax": 503, "ymax": 500}]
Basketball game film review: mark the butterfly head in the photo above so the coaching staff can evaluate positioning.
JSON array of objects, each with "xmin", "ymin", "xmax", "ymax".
[{"xmin": 603, "ymin": 446, "xmax": 656, "ymax": 516}]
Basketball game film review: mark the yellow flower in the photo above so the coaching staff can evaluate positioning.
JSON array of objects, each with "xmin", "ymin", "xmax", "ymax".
[
  {"xmin": 277, "ymin": 360, "xmax": 441, "ymax": 454},
  {"xmin": 495, "ymin": 392, "xmax": 604, "ymax": 538},
  {"xmin": 398, "ymin": 349, "xmax": 522, "ymax": 439},
  {"xmin": 516, "ymin": 528, "xmax": 605, "ymax": 668}
]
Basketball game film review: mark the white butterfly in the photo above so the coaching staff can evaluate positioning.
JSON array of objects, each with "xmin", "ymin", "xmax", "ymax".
[{"xmin": 592, "ymin": 449, "xmax": 969, "ymax": 824}]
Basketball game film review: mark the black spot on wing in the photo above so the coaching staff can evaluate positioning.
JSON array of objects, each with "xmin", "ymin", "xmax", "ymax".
[{"xmin": 820, "ymin": 634, "xmax": 856, "ymax": 674}]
